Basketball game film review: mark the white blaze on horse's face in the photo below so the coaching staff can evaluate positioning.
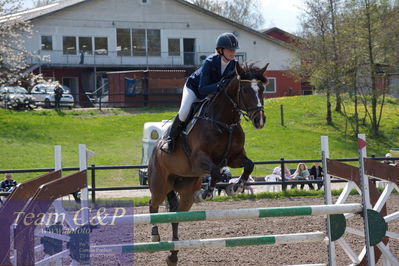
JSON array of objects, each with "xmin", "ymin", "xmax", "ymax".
[
  {"xmin": 250, "ymin": 79, "xmax": 262, "ymax": 108},
  {"xmin": 250, "ymin": 79, "xmax": 265, "ymax": 129}
]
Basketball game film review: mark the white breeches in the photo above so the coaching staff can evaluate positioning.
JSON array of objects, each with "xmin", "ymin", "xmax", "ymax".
[{"xmin": 178, "ymin": 84, "xmax": 199, "ymax": 122}]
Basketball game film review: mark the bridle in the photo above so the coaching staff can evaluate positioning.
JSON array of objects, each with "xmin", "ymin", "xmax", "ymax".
[
  {"xmin": 193, "ymin": 75, "xmax": 266, "ymax": 167},
  {"xmin": 223, "ymin": 77, "xmax": 265, "ymax": 122}
]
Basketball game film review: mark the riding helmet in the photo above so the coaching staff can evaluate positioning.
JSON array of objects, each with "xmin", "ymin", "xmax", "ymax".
[{"xmin": 216, "ymin": 32, "xmax": 240, "ymax": 50}]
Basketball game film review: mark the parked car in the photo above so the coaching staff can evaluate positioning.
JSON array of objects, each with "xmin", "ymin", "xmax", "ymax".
[
  {"xmin": 138, "ymin": 121, "xmax": 171, "ymax": 185},
  {"xmin": 0, "ymin": 86, "xmax": 37, "ymax": 110},
  {"xmin": 30, "ymin": 84, "xmax": 74, "ymax": 108}
]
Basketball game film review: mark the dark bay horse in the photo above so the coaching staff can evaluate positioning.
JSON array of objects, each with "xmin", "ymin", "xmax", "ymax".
[{"xmin": 147, "ymin": 62, "xmax": 269, "ymax": 265}]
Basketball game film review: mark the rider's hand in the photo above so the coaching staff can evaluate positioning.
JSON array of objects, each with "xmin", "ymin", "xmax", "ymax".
[{"xmin": 217, "ymin": 79, "xmax": 229, "ymax": 88}]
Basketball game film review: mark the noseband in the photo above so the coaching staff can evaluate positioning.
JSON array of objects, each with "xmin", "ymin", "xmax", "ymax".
[{"xmin": 224, "ymin": 78, "xmax": 264, "ymax": 121}]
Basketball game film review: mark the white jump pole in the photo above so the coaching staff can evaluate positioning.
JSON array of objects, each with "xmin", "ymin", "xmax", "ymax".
[
  {"xmin": 79, "ymin": 144, "xmax": 89, "ymax": 225},
  {"xmin": 321, "ymin": 136, "xmax": 336, "ymax": 266},
  {"xmin": 55, "ymin": 146, "xmax": 62, "ymax": 172},
  {"xmin": 358, "ymin": 134, "xmax": 375, "ymax": 265},
  {"xmin": 53, "ymin": 146, "xmax": 63, "ymax": 266}
]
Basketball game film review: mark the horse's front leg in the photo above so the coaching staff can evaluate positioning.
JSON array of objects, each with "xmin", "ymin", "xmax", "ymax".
[
  {"xmin": 226, "ymin": 154, "xmax": 254, "ymax": 196},
  {"xmin": 192, "ymin": 153, "xmax": 221, "ymax": 201}
]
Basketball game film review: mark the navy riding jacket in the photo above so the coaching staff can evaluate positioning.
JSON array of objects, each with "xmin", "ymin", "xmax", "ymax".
[{"xmin": 186, "ymin": 54, "xmax": 237, "ymax": 99}]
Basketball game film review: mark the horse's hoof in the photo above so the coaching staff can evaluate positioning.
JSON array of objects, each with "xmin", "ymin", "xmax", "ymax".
[
  {"xmin": 166, "ymin": 256, "xmax": 178, "ymax": 266},
  {"xmin": 234, "ymin": 182, "xmax": 244, "ymax": 194},
  {"xmin": 152, "ymin": 234, "xmax": 160, "ymax": 242},
  {"xmin": 193, "ymin": 190, "xmax": 204, "ymax": 203},
  {"xmin": 226, "ymin": 182, "xmax": 244, "ymax": 196}
]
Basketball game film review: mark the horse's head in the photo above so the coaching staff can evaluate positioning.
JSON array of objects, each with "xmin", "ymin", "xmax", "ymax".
[{"xmin": 224, "ymin": 62, "xmax": 269, "ymax": 129}]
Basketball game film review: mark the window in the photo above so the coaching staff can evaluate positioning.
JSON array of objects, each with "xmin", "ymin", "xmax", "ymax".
[
  {"xmin": 41, "ymin": 36, "xmax": 53, "ymax": 50},
  {"xmin": 117, "ymin": 29, "xmax": 131, "ymax": 56},
  {"xmin": 168, "ymin": 38, "xmax": 180, "ymax": 56},
  {"xmin": 79, "ymin": 37, "xmax": 92, "ymax": 55},
  {"xmin": 95, "ymin": 37, "xmax": 108, "ymax": 55},
  {"xmin": 265, "ymin": 77, "xmax": 276, "ymax": 93},
  {"xmin": 116, "ymin": 28, "xmax": 161, "ymax": 57},
  {"xmin": 63, "ymin": 36, "xmax": 77, "ymax": 55},
  {"xmin": 132, "ymin": 29, "xmax": 146, "ymax": 56},
  {"xmin": 147, "ymin": 29, "xmax": 160, "ymax": 56}
]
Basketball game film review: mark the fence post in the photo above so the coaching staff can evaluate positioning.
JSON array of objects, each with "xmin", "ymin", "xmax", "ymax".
[
  {"xmin": 280, "ymin": 104, "xmax": 284, "ymax": 127},
  {"xmin": 281, "ymin": 158, "xmax": 287, "ymax": 191},
  {"xmin": 91, "ymin": 164, "xmax": 96, "ymax": 204}
]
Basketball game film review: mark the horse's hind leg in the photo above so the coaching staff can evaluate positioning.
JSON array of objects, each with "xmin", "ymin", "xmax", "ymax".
[
  {"xmin": 166, "ymin": 190, "xmax": 179, "ymax": 266},
  {"xmin": 149, "ymin": 200, "xmax": 161, "ymax": 242},
  {"xmin": 166, "ymin": 178, "xmax": 200, "ymax": 266},
  {"xmin": 149, "ymin": 175, "xmax": 173, "ymax": 242}
]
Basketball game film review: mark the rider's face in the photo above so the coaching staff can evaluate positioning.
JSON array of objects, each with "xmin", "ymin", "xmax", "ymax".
[{"xmin": 223, "ymin": 49, "xmax": 236, "ymax": 61}]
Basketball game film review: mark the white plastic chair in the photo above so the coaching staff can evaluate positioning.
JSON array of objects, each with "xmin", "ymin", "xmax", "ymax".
[{"xmin": 264, "ymin": 174, "xmax": 282, "ymax": 193}]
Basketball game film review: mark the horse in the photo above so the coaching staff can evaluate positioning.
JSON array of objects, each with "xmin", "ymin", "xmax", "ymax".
[{"xmin": 147, "ymin": 62, "xmax": 269, "ymax": 265}]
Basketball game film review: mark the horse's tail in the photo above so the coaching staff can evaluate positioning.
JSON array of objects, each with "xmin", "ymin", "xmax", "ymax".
[{"xmin": 166, "ymin": 190, "xmax": 179, "ymax": 212}]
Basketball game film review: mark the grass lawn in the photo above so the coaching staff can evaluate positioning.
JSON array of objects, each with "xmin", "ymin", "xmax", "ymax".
[{"xmin": 1, "ymin": 95, "xmax": 398, "ymax": 188}]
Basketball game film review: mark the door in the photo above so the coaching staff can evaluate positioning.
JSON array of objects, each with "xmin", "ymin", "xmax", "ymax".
[
  {"xmin": 62, "ymin": 77, "xmax": 79, "ymax": 103},
  {"xmin": 183, "ymin": 38, "xmax": 195, "ymax": 66}
]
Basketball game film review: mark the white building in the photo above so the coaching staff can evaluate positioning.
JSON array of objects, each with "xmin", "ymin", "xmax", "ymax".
[{"xmin": 8, "ymin": 0, "xmax": 301, "ymax": 106}]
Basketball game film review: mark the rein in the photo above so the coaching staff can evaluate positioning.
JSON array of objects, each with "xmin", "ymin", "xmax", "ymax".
[
  {"xmin": 193, "ymin": 76, "xmax": 264, "ymax": 166},
  {"xmin": 224, "ymin": 78, "xmax": 264, "ymax": 122}
]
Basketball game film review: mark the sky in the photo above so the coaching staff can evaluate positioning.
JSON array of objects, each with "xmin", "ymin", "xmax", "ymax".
[
  {"xmin": 260, "ymin": 0, "xmax": 305, "ymax": 33},
  {"xmin": 20, "ymin": 0, "xmax": 305, "ymax": 34}
]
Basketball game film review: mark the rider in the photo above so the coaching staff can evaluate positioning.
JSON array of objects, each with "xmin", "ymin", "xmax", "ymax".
[{"xmin": 161, "ymin": 32, "xmax": 239, "ymax": 153}]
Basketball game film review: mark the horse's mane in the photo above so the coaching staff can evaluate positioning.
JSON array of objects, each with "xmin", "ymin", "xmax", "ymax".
[{"xmin": 240, "ymin": 62, "xmax": 267, "ymax": 83}]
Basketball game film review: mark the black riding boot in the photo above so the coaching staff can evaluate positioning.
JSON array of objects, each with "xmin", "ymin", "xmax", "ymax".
[{"xmin": 160, "ymin": 115, "xmax": 185, "ymax": 153}]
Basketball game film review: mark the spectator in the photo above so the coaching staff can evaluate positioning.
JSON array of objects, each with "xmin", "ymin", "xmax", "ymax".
[
  {"xmin": 54, "ymin": 85, "xmax": 63, "ymax": 109},
  {"xmin": 383, "ymin": 153, "xmax": 393, "ymax": 165},
  {"xmin": 217, "ymin": 167, "xmax": 232, "ymax": 195},
  {"xmin": 203, "ymin": 167, "xmax": 233, "ymax": 196},
  {"xmin": 291, "ymin": 163, "xmax": 313, "ymax": 190},
  {"xmin": 1, "ymin": 173, "xmax": 17, "ymax": 193},
  {"xmin": 309, "ymin": 162, "xmax": 324, "ymax": 190}
]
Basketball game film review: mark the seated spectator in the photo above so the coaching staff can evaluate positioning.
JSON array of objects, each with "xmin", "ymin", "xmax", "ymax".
[
  {"xmin": 1, "ymin": 173, "xmax": 17, "ymax": 193},
  {"xmin": 217, "ymin": 167, "xmax": 233, "ymax": 196},
  {"xmin": 383, "ymin": 153, "xmax": 393, "ymax": 165},
  {"xmin": 272, "ymin": 165, "xmax": 291, "ymax": 180},
  {"xmin": 309, "ymin": 162, "xmax": 324, "ymax": 190},
  {"xmin": 203, "ymin": 167, "xmax": 233, "ymax": 196},
  {"xmin": 291, "ymin": 163, "xmax": 314, "ymax": 190}
]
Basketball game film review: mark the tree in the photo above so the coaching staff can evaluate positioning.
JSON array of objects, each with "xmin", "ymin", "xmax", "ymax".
[
  {"xmin": 345, "ymin": 0, "xmax": 395, "ymax": 135},
  {"xmin": 293, "ymin": 0, "xmax": 336, "ymax": 124},
  {"xmin": 191, "ymin": 0, "xmax": 264, "ymax": 29},
  {"xmin": 294, "ymin": 0, "xmax": 398, "ymax": 135},
  {"xmin": 0, "ymin": 0, "xmax": 43, "ymax": 87}
]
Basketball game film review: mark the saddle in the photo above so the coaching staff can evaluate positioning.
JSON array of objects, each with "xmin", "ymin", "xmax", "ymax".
[
  {"xmin": 182, "ymin": 98, "xmax": 209, "ymax": 136},
  {"xmin": 179, "ymin": 97, "xmax": 210, "ymax": 157},
  {"xmin": 161, "ymin": 97, "xmax": 209, "ymax": 141}
]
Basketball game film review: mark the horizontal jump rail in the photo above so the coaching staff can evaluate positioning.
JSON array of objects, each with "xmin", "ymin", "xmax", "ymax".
[
  {"xmin": 100, "ymin": 204, "xmax": 362, "ymax": 225},
  {"xmin": 90, "ymin": 232, "xmax": 325, "ymax": 253}
]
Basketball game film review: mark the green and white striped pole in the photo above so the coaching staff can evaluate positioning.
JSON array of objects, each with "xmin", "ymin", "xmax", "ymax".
[
  {"xmin": 100, "ymin": 204, "xmax": 362, "ymax": 225},
  {"xmin": 90, "ymin": 232, "xmax": 325, "ymax": 253}
]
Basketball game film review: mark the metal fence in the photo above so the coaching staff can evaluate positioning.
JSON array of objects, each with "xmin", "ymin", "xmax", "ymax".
[
  {"xmin": 28, "ymin": 50, "xmax": 247, "ymax": 68},
  {"xmin": 1, "ymin": 156, "xmax": 397, "ymax": 202}
]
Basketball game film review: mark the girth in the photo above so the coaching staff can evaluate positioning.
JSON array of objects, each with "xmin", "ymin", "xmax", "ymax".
[{"xmin": 181, "ymin": 115, "xmax": 240, "ymax": 167}]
